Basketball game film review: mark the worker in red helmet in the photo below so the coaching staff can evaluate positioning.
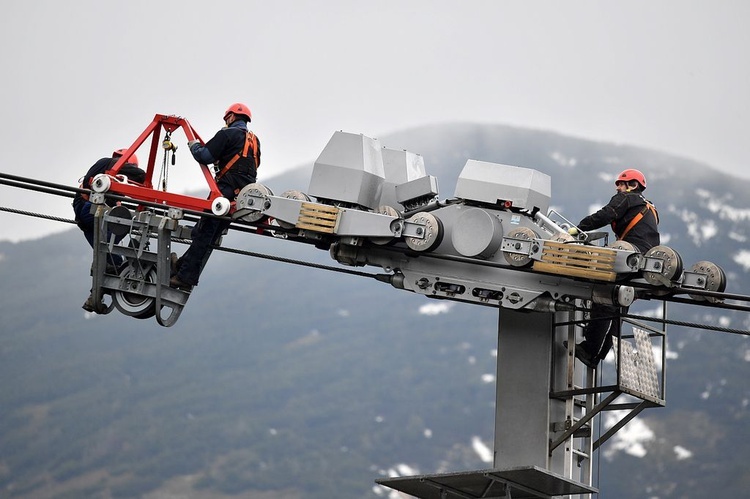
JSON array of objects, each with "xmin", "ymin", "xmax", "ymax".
[
  {"xmin": 223, "ymin": 102, "xmax": 252, "ymax": 122},
  {"xmin": 575, "ymin": 169, "xmax": 659, "ymax": 253},
  {"xmin": 73, "ymin": 148, "xmax": 146, "ymax": 312},
  {"xmin": 73, "ymin": 148, "xmax": 145, "ymax": 250},
  {"xmin": 170, "ymin": 103, "xmax": 261, "ymax": 290},
  {"xmin": 568, "ymin": 168, "xmax": 660, "ymax": 368},
  {"xmin": 111, "ymin": 148, "xmax": 139, "ymax": 164}
]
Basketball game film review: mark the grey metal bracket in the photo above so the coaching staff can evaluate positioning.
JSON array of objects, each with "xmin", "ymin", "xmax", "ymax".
[{"xmin": 89, "ymin": 205, "xmax": 192, "ymax": 326}]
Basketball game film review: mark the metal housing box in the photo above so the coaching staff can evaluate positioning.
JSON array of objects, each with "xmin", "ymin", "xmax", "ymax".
[
  {"xmin": 395, "ymin": 175, "xmax": 439, "ymax": 206},
  {"xmin": 308, "ymin": 131, "xmax": 385, "ymax": 209},
  {"xmin": 454, "ymin": 160, "xmax": 551, "ymax": 213},
  {"xmin": 379, "ymin": 148, "xmax": 428, "ymax": 209}
]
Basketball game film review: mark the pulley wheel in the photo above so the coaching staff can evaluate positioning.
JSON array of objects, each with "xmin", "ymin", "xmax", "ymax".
[
  {"xmin": 608, "ymin": 240, "xmax": 640, "ymax": 272},
  {"xmin": 211, "ymin": 197, "xmax": 231, "ymax": 216},
  {"xmin": 108, "ymin": 205, "xmax": 133, "ymax": 237},
  {"xmin": 370, "ymin": 205, "xmax": 400, "ymax": 245},
  {"xmin": 551, "ymin": 232, "xmax": 575, "ymax": 243},
  {"xmin": 451, "ymin": 208, "xmax": 504, "ymax": 259},
  {"xmin": 113, "ymin": 265, "xmax": 157, "ymax": 319},
  {"xmin": 277, "ymin": 190, "xmax": 311, "ymax": 229},
  {"xmin": 503, "ymin": 227, "xmax": 538, "ymax": 267},
  {"xmin": 235, "ymin": 183, "xmax": 273, "ymax": 222},
  {"xmin": 405, "ymin": 212, "xmax": 443, "ymax": 252},
  {"xmin": 608, "ymin": 240, "xmax": 639, "ymax": 252},
  {"xmin": 91, "ymin": 174, "xmax": 111, "ymax": 193},
  {"xmin": 688, "ymin": 261, "xmax": 726, "ymax": 303},
  {"xmin": 643, "ymin": 245, "xmax": 683, "ymax": 287}
]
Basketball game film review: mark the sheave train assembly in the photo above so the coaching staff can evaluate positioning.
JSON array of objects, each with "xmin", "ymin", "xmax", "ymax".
[{"xmin": 85, "ymin": 114, "xmax": 727, "ymax": 327}]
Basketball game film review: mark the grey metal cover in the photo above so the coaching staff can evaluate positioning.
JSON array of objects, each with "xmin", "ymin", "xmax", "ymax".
[
  {"xmin": 454, "ymin": 160, "xmax": 551, "ymax": 213},
  {"xmin": 308, "ymin": 131, "xmax": 385, "ymax": 209},
  {"xmin": 376, "ymin": 466, "xmax": 597, "ymax": 498},
  {"xmin": 379, "ymin": 147, "xmax": 427, "ymax": 208},
  {"xmin": 395, "ymin": 175, "xmax": 439, "ymax": 206},
  {"xmin": 382, "ymin": 147, "xmax": 426, "ymax": 184}
]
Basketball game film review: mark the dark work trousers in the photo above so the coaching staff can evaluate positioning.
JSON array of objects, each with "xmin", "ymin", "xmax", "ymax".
[
  {"xmin": 174, "ymin": 216, "xmax": 231, "ymax": 286},
  {"xmin": 174, "ymin": 183, "xmax": 238, "ymax": 286},
  {"xmin": 580, "ymin": 303, "xmax": 625, "ymax": 361}
]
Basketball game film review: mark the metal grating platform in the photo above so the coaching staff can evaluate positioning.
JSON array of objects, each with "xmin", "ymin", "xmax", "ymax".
[
  {"xmin": 376, "ymin": 466, "xmax": 597, "ymax": 498},
  {"xmin": 615, "ymin": 327, "xmax": 662, "ymax": 401}
]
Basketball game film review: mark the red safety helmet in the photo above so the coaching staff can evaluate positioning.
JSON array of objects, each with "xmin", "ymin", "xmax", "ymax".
[
  {"xmin": 615, "ymin": 168, "xmax": 646, "ymax": 190},
  {"xmin": 112, "ymin": 148, "xmax": 139, "ymax": 166},
  {"xmin": 223, "ymin": 102, "xmax": 252, "ymax": 122}
]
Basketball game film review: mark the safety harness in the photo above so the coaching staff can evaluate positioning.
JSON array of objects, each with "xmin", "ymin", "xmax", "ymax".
[
  {"xmin": 617, "ymin": 195, "xmax": 658, "ymax": 241},
  {"xmin": 216, "ymin": 131, "xmax": 259, "ymax": 179}
]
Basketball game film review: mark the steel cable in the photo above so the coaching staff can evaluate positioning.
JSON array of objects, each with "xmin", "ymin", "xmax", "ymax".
[
  {"xmin": 0, "ymin": 205, "xmax": 77, "ymax": 225},
  {"xmin": 556, "ymin": 306, "xmax": 748, "ymax": 336},
  {"xmin": 619, "ymin": 312, "xmax": 748, "ymax": 336},
  {"xmin": 2, "ymin": 171, "xmax": 749, "ymax": 334},
  {"xmin": 210, "ymin": 243, "xmax": 379, "ymax": 280}
]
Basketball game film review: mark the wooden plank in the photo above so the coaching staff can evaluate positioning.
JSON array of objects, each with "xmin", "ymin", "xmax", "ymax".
[
  {"xmin": 300, "ymin": 202, "xmax": 338, "ymax": 214},
  {"xmin": 542, "ymin": 246, "xmax": 616, "ymax": 256},
  {"xmin": 533, "ymin": 241, "xmax": 618, "ymax": 281},
  {"xmin": 542, "ymin": 245, "xmax": 616, "ymax": 260},
  {"xmin": 296, "ymin": 222, "xmax": 335, "ymax": 233},
  {"xmin": 541, "ymin": 248, "xmax": 616, "ymax": 259},
  {"xmin": 540, "ymin": 255, "xmax": 615, "ymax": 270},
  {"xmin": 533, "ymin": 261, "xmax": 617, "ymax": 282},
  {"xmin": 299, "ymin": 210, "xmax": 338, "ymax": 221},
  {"xmin": 297, "ymin": 215, "xmax": 337, "ymax": 226},
  {"xmin": 295, "ymin": 202, "xmax": 340, "ymax": 233},
  {"xmin": 542, "ymin": 253, "xmax": 615, "ymax": 266}
]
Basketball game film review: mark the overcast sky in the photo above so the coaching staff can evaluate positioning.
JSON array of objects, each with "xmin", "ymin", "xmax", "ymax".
[{"xmin": 1, "ymin": 0, "xmax": 748, "ymax": 242}]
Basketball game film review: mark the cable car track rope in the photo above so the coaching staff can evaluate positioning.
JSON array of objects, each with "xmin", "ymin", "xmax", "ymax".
[
  {"xmin": 2, "ymin": 171, "xmax": 749, "ymax": 336},
  {"xmin": 0, "ymin": 172, "xmax": 381, "ymax": 281}
]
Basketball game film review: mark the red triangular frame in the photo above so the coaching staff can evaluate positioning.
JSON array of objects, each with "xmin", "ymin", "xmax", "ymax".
[{"xmin": 104, "ymin": 114, "xmax": 223, "ymax": 213}]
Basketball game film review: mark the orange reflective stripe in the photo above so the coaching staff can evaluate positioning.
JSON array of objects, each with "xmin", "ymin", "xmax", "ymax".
[{"xmin": 78, "ymin": 182, "xmax": 90, "ymax": 202}]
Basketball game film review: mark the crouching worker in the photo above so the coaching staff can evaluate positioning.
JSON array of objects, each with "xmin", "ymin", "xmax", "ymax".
[
  {"xmin": 170, "ymin": 103, "xmax": 260, "ymax": 291},
  {"xmin": 568, "ymin": 169, "xmax": 660, "ymax": 368},
  {"xmin": 73, "ymin": 149, "xmax": 146, "ymax": 312}
]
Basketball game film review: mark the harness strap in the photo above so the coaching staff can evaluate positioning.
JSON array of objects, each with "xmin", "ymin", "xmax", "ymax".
[
  {"xmin": 216, "ymin": 131, "xmax": 259, "ymax": 179},
  {"xmin": 617, "ymin": 200, "xmax": 658, "ymax": 241},
  {"xmin": 78, "ymin": 182, "xmax": 90, "ymax": 202}
]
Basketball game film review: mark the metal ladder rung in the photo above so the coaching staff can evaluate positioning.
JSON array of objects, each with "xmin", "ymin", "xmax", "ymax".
[{"xmin": 571, "ymin": 448, "xmax": 590, "ymax": 458}]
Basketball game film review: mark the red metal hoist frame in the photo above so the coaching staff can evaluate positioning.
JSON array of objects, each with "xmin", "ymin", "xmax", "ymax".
[{"xmin": 102, "ymin": 114, "xmax": 223, "ymax": 213}]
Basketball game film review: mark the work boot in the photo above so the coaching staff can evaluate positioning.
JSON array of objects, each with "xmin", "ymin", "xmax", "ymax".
[
  {"xmin": 82, "ymin": 293, "xmax": 103, "ymax": 313},
  {"xmin": 169, "ymin": 275, "xmax": 193, "ymax": 291},
  {"xmin": 575, "ymin": 344, "xmax": 599, "ymax": 369}
]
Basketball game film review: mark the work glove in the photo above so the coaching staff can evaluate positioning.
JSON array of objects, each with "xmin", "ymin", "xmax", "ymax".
[
  {"xmin": 567, "ymin": 227, "xmax": 579, "ymax": 236},
  {"xmin": 187, "ymin": 140, "xmax": 201, "ymax": 150}
]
